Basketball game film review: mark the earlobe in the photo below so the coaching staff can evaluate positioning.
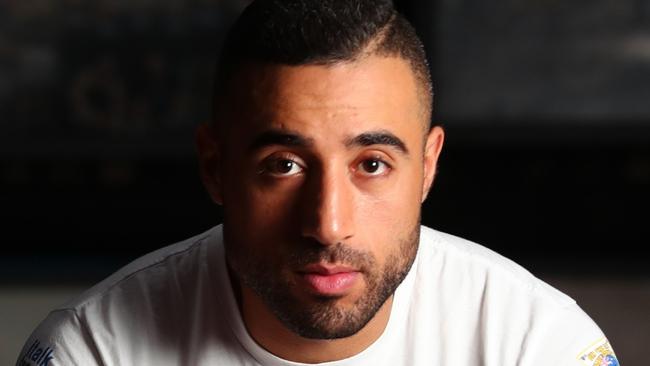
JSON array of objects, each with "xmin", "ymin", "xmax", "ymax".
[
  {"xmin": 196, "ymin": 123, "xmax": 224, "ymax": 205},
  {"xmin": 421, "ymin": 126, "xmax": 445, "ymax": 203}
]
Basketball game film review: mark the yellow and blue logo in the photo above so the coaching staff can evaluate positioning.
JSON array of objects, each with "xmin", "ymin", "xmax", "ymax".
[{"xmin": 577, "ymin": 338, "xmax": 619, "ymax": 366}]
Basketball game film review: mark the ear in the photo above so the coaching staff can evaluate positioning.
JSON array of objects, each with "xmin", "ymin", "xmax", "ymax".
[
  {"xmin": 196, "ymin": 123, "xmax": 224, "ymax": 205},
  {"xmin": 421, "ymin": 126, "xmax": 445, "ymax": 203}
]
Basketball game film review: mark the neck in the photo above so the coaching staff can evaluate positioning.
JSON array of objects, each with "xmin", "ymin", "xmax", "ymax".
[{"xmin": 239, "ymin": 285, "xmax": 394, "ymax": 363}]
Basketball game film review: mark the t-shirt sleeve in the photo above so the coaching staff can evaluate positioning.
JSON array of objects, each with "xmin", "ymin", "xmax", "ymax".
[
  {"xmin": 15, "ymin": 309, "xmax": 103, "ymax": 366},
  {"xmin": 519, "ymin": 301, "xmax": 620, "ymax": 366}
]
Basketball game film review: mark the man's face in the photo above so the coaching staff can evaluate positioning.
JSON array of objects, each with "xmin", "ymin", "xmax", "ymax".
[{"xmin": 201, "ymin": 55, "xmax": 443, "ymax": 340}]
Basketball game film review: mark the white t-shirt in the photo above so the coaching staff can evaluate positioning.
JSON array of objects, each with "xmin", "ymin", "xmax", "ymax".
[{"xmin": 16, "ymin": 225, "xmax": 619, "ymax": 366}]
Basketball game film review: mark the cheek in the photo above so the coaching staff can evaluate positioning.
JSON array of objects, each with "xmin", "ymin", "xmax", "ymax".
[
  {"xmin": 360, "ymin": 198, "xmax": 420, "ymax": 246},
  {"xmin": 224, "ymin": 186, "xmax": 297, "ymax": 269},
  {"xmin": 357, "ymin": 189, "xmax": 420, "ymax": 240},
  {"xmin": 359, "ymin": 171, "xmax": 423, "ymax": 222},
  {"xmin": 355, "ymin": 173, "xmax": 423, "ymax": 254},
  {"xmin": 226, "ymin": 178, "xmax": 301, "ymax": 239}
]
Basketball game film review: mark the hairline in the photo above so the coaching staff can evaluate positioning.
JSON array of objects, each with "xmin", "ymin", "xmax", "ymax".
[
  {"xmin": 213, "ymin": 10, "xmax": 433, "ymax": 133},
  {"xmin": 215, "ymin": 53, "xmax": 432, "ymax": 132}
]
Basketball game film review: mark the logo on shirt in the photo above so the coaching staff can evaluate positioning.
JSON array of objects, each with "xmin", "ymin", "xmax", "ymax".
[
  {"xmin": 577, "ymin": 337, "xmax": 618, "ymax": 366},
  {"xmin": 19, "ymin": 339, "xmax": 55, "ymax": 366}
]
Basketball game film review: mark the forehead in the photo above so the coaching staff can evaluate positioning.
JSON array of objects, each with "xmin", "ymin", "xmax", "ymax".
[{"xmin": 225, "ymin": 56, "xmax": 424, "ymax": 147}]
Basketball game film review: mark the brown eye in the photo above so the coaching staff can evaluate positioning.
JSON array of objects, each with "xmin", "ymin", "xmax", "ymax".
[
  {"xmin": 362, "ymin": 160, "xmax": 380, "ymax": 173},
  {"xmin": 358, "ymin": 159, "xmax": 389, "ymax": 176},
  {"xmin": 263, "ymin": 158, "xmax": 304, "ymax": 176},
  {"xmin": 275, "ymin": 160, "xmax": 297, "ymax": 174}
]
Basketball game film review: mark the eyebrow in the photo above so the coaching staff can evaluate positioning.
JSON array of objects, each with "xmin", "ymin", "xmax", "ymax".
[
  {"xmin": 248, "ymin": 128, "xmax": 409, "ymax": 155},
  {"xmin": 345, "ymin": 130, "xmax": 409, "ymax": 155},
  {"xmin": 248, "ymin": 129, "xmax": 314, "ymax": 151}
]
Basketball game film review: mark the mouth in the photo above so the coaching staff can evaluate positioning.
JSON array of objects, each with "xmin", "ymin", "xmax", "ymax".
[{"xmin": 297, "ymin": 264, "xmax": 361, "ymax": 297}]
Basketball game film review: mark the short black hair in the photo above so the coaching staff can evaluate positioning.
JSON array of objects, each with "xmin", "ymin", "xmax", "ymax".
[{"xmin": 213, "ymin": 0, "xmax": 433, "ymax": 126}]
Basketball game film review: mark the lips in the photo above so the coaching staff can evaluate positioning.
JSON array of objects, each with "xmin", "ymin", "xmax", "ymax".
[{"xmin": 298, "ymin": 264, "xmax": 360, "ymax": 297}]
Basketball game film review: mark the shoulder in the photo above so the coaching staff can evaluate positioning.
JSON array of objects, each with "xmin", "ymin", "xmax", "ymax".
[
  {"xmin": 61, "ymin": 225, "xmax": 221, "ymax": 312},
  {"xmin": 413, "ymin": 226, "xmax": 614, "ymax": 365},
  {"xmin": 418, "ymin": 225, "xmax": 575, "ymax": 307},
  {"xmin": 16, "ymin": 226, "xmax": 225, "ymax": 365},
  {"xmin": 16, "ymin": 308, "xmax": 100, "ymax": 365}
]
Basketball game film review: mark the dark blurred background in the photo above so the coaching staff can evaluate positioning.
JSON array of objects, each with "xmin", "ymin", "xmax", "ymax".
[{"xmin": 1, "ymin": 0, "xmax": 648, "ymax": 363}]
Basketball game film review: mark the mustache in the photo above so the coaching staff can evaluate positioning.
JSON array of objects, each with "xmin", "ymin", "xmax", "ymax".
[{"xmin": 287, "ymin": 238, "xmax": 376, "ymax": 271}]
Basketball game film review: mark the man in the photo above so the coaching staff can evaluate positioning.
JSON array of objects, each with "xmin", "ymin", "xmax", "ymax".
[{"xmin": 17, "ymin": 1, "xmax": 618, "ymax": 365}]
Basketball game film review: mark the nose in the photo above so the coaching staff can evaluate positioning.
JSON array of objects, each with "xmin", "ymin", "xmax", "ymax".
[{"xmin": 300, "ymin": 165, "xmax": 355, "ymax": 245}]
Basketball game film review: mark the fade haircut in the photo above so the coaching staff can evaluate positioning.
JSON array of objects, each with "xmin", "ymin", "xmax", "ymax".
[{"xmin": 213, "ymin": 0, "xmax": 433, "ymax": 128}]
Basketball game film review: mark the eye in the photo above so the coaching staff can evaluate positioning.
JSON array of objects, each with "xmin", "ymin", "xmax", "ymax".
[
  {"xmin": 357, "ymin": 158, "xmax": 390, "ymax": 176},
  {"xmin": 261, "ymin": 157, "xmax": 304, "ymax": 177}
]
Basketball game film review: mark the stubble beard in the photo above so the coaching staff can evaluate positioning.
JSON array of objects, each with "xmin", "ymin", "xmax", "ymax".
[{"xmin": 226, "ymin": 225, "xmax": 420, "ymax": 340}]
